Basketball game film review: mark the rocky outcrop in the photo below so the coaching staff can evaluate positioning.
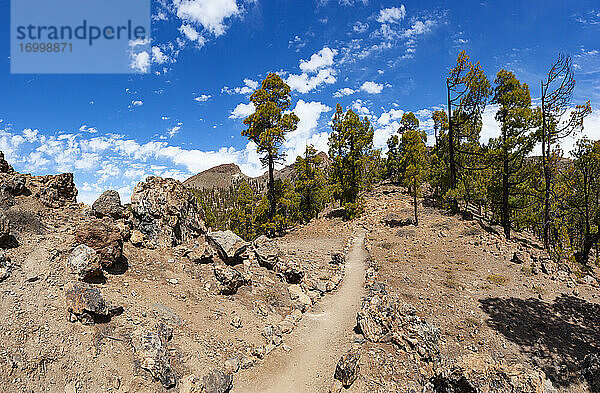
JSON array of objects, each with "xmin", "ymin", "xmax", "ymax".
[
  {"xmin": 0, "ymin": 251, "xmax": 11, "ymax": 282},
  {"xmin": 74, "ymin": 219, "xmax": 123, "ymax": 268},
  {"xmin": 334, "ymin": 348, "xmax": 361, "ymax": 388},
  {"xmin": 0, "ymin": 152, "xmax": 13, "ymax": 173},
  {"xmin": 36, "ymin": 173, "xmax": 78, "ymax": 208},
  {"xmin": 428, "ymin": 362, "xmax": 557, "ymax": 393},
  {"xmin": 0, "ymin": 212, "xmax": 10, "ymax": 247},
  {"xmin": 67, "ymin": 244, "xmax": 102, "ymax": 281},
  {"xmin": 357, "ymin": 288, "xmax": 440, "ymax": 361},
  {"xmin": 214, "ymin": 265, "xmax": 250, "ymax": 295},
  {"xmin": 92, "ymin": 190, "xmax": 124, "ymax": 219},
  {"xmin": 207, "ymin": 230, "xmax": 249, "ymax": 264},
  {"xmin": 131, "ymin": 176, "xmax": 205, "ymax": 247},
  {"xmin": 132, "ymin": 323, "xmax": 176, "ymax": 388},
  {"xmin": 1, "ymin": 174, "xmax": 27, "ymax": 196},
  {"xmin": 64, "ymin": 281, "xmax": 121, "ymax": 324}
]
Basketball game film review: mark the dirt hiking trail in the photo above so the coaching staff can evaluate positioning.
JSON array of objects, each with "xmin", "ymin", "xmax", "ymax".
[{"xmin": 233, "ymin": 230, "xmax": 367, "ymax": 393}]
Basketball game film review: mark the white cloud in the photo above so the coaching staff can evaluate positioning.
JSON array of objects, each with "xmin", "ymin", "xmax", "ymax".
[
  {"xmin": 377, "ymin": 108, "xmax": 403, "ymax": 125},
  {"xmin": 131, "ymin": 100, "xmax": 143, "ymax": 107},
  {"xmin": 286, "ymin": 47, "xmax": 338, "ymax": 93},
  {"xmin": 130, "ymin": 51, "xmax": 150, "ymax": 73},
  {"xmin": 194, "ymin": 94, "xmax": 211, "ymax": 102},
  {"xmin": 168, "ymin": 123, "xmax": 183, "ymax": 138},
  {"xmin": 351, "ymin": 99, "xmax": 372, "ymax": 117},
  {"xmin": 152, "ymin": 46, "xmax": 169, "ymax": 64},
  {"xmin": 78, "ymin": 125, "xmax": 98, "ymax": 134},
  {"xmin": 360, "ymin": 81, "xmax": 383, "ymax": 94},
  {"xmin": 229, "ymin": 102, "xmax": 256, "ymax": 119},
  {"xmin": 283, "ymin": 100, "xmax": 331, "ymax": 161},
  {"xmin": 222, "ymin": 78, "xmax": 259, "ymax": 95},
  {"xmin": 175, "ymin": 0, "xmax": 241, "ymax": 37},
  {"xmin": 287, "ymin": 68, "xmax": 337, "ymax": 94},
  {"xmin": 353, "ymin": 21, "xmax": 369, "ymax": 33},
  {"xmin": 402, "ymin": 19, "xmax": 436, "ymax": 38},
  {"xmin": 333, "ymin": 87, "xmax": 356, "ymax": 97},
  {"xmin": 376, "ymin": 6, "xmax": 406, "ymax": 24},
  {"xmin": 299, "ymin": 47, "xmax": 337, "ymax": 73},
  {"xmin": 179, "ymin": 24, "xmax": 206, "ymax": 46}
]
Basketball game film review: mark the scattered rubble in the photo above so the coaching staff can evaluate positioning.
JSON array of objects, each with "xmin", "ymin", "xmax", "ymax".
[
  {"xmin": 64, "ymin": 281, "xmax": 121, "ymax": 324},
  {"xmin": 132, "ymin": 323, "xmax": 176, "ymax": 388},
  {"xmin": 334, "ymin": 348, "xmax": 361, "ymax": 388},
  {"xmin": 214, "ymin": 264, "xmax": 250, "ymax": 295}
]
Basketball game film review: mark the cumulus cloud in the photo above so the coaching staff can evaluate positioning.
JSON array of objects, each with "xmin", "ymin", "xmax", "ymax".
[
  {"xmin": 131, "ymin": 100, "xmax": 143, "ymax": 107},
  {"xmin": 222, "ymin": 78, "xmax": 259, "ymax": 95},
  {"xmin": 360, "ymin": 81, "xmax": 383, "ymax": 94},
  {"xmin": 299, "ymin": 47, "xmax": 337, "ymax": 73},
  {"xmin": 179, "ymin": 24, "xmax": 207, "ymax": 46},
  {"xmin": 287, "ymin": 47, "xmax": 338, "ymax": 93},
  {"xmin": 376, "ymin": 6, "xmax": 406, "ymax": 24},
  {"xmin": 175, "ymin": 0, "xmax": 241, "ymax": 37},
  {"xmin": 194, "ymin": 94, "xmax": 211, "ymax": 102},
  {"xmin": 229, "ymin": 102, "xmax": 256, "ymax": 119},
  {"xmin": 353, "ymin": 21, "xmax": 369, "ymax": 33},
  {"xmin": 283, "ymin": 100, "xmax": 331, "ymax": 160},
  {"xmin": 334, "ymin": 87, "xmax": 356, "ymax": 97}
]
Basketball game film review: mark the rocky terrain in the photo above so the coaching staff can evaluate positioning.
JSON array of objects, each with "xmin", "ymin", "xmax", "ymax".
[{"xmin": 1, "ymin": 151, "xmax": 600, "ymax": 393}]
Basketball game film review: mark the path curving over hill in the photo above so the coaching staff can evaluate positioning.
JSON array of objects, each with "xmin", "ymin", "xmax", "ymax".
[{"xmin": 233, "ymin": 230, "xmax": 367, "ymax": 393}]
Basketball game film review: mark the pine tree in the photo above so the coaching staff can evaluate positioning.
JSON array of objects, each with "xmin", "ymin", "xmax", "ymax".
[
  {"xmin": 400, "ymin": 127, "xmax": 428, "ymax": 225},
  {"xmin": 242, "ymin": 73, "xmax": 300, "ymax": 228},
  {"xmin": 386, "ymin": 134, "xmax": 402, "ymax": 184},
  {"xmin": 230, "ymin": 181, "xmax": 256, "ymax": 241},
  {"xmin": 294, "ymin": 145, "xmax": 329, "ymax": 222},
  {"xmin": 328, "ymin": 104, "xmax": 375, "ymax": 218},
  {"xmin": 488, "ymin": 69, "xmax": 536, "ymax": 239}
]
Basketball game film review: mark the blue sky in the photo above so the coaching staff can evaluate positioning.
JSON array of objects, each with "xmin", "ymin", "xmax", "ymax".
[{"xmin": 1, "ymin": 0, "xmax": 599, "ymax": 203}]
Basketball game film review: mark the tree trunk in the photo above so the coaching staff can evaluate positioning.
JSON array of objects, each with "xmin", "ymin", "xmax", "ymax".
[
  {"xmin": 268, "ymin": 154, "xmax": 275, "ymax": 221},
  {"xmin": 502, "ymin": 139, "xmax": 511, "ymax": 239},
  {"xmin": 540, "ymin": 86, "xmax": 550, "ymax": 249},
  {"xmin": 413, "ymin": 179, "xmax": 419, "ymax": 226},
  {"xmin": 576, "ymin": 233, "xmax": 600, "ymax": 265},
  {"xmin": 447, "ymin": 82, "xmax": 458, "ymax": 213}
]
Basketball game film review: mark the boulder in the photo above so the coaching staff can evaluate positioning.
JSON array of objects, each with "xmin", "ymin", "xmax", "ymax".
[
  {"xmin": 0, "ymin": 212, "xmax": 10, "ymax": 247},
  {"xmin": 207, "ymin": 230, "xmax": 249, "ymax": 264},
  {"xmin": 184, "ymin": 240, "xmax": 214, "ymax": 264},
  {"xmin": 253, "ymin": 235, "xmax": 279, "ymax": 270},
  {"xmin": 74, "ymin": 219, "xmax": 123, "ymax": 268},
  {"xmin": 0, "ymin": 251, "xmax": 11, "ymax": 282},
  {"xmin": 2, "ymin": 174, "xmax": 27, "ymax": 196},
  {"xmin": 92, "ymin": 190, "xmax": 124, "ymax": 219},
  {"xmin": 64, "ymin": 281, "xmax": 121, "ymax": 324},
  {"xmin": 130, "ymin": 176, "xmax": 205, "ymax": 247},
  {"xmin": 132, "ymin": 323, "xmax": 176, "ymax": 388},
  {"xmin": 224, "ymin": 357, "xmax": 240, "ymax": 374},
  {"xmin": 36, "ymin": 173, "xmax": 78, "ymax": 208},
  {"xmin": 67, "ymin": 244, "xmax": 102, "ymax": 281},
  {"xmin": 334, "ymin": 348, "xmax": 361, "ymax": 388},
  {"xmin": 214, "ymin": 265, "xmax": 250, "ymax": 295}
]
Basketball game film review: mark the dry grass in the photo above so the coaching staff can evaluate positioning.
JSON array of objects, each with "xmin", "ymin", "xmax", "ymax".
[{"xmin": 487, "ymin": 274, "xmax": 508, "ymax": 285}]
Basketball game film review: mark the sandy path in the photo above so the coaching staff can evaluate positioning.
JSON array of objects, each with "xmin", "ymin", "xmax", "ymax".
[{"xmin": 233, "ymin": 231, "xmax": 367, "ymax": 393}]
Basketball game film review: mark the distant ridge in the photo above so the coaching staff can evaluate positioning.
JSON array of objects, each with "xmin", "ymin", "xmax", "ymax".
[{"xmin": 183, "ymin": 151, "xmax": 331, "ymax": 191}]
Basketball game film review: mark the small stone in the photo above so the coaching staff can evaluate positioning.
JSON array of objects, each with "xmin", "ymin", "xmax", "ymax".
[
  {"xmin": 329, "ymin": 380, "xmax": 343, "ymax": 393},
  {"xmin": 334, "ymin": 348, "xmax": 360, "ymax": 388},
  {"xmin": 224, "ymin": 357, "xmax": 240, "ymax": 374},
  {"xmin": 231, "ymin": 316, "xmax": 243, "ymax": 329}
]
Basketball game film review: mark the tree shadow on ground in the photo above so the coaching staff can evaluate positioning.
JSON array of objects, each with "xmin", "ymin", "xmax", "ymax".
[{"xmin": 479, "ymin": 295, "xmax": 600, "ymax": 388}]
